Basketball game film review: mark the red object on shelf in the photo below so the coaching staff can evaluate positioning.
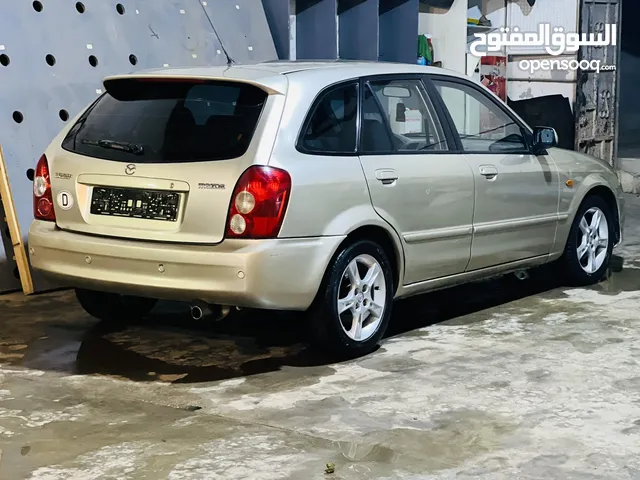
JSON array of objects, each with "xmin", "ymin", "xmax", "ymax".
[{"xmin": 479, "ymin": 55, "xmax": 507, "ymax": 102}]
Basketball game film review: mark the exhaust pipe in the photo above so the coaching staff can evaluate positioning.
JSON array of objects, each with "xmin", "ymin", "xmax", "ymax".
[
  {"xmin": 514, "ymin": 270, "xmax": 530, "ymax": 281},
  {"xmin": 190, "ymin": 304, "xmax": 205, "ymax": 320},
  {"xmin": 189, "ymin": 302, "xmax": 234, "ymax": 321}
]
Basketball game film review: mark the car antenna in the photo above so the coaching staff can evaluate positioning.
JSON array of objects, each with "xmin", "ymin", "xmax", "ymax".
[{"xmin": 199, "ymin": 2, "xmax": 235, "ymax": 67}]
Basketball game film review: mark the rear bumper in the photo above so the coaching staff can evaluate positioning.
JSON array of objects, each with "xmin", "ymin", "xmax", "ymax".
[{"xmin": 28, "ymin": 221, "xmax": 344, "ymax": 310}]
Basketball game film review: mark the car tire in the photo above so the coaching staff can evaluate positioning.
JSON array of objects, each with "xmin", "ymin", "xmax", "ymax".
[
  {"xmin": 75, "ymin": 288, "xmax": 157, "ymax": 324},
  {"xmin": 559, "ymin": 195, "xmax": 615, "ymax": 286},
  {"xmin": 308, "ymin": 239, "xmax": 394, "ymax": 356}
]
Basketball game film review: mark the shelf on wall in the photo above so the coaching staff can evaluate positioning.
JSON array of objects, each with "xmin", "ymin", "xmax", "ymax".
[
  {"xmin": 467, "ymin": 24, "xmax": 492, "ymax": 34},
  {"xmin": 466, "ymin": 24, "xmax": 497, "ymax": 52}
]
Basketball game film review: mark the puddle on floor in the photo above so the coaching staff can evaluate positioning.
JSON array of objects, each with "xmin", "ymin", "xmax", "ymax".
[
  {"xmin": 317, "ymin": 409, "xmax": 517, "ymax": 476},
  {"xmin": 591, "ymin": 265, "xmax": 640, "ymax": 295},
  {"xmin": 2, "ymin": 260, "xmax": 639, "ymax": 384}
]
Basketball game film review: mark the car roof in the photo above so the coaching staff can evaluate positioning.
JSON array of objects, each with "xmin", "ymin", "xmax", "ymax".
[
  {"xmin": 101, "ymin": 60, "xmax": 532, "ymax": 134},
  {"xmin": 245, "ymin": 60, "xmax": 465, "ymax": 76},
  {"xmin": 103, "ymin": 60, "xmax": 468, "ymax": 95}
]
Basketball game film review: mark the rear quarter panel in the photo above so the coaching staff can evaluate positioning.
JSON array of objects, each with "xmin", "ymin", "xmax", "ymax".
[
  {"xmin": 548, "ymin": 147, "xmax": 624, "ymax": 255},
  {"xmin": 269, "ymin": 70, "xmax": 405, "ymax": 272}
]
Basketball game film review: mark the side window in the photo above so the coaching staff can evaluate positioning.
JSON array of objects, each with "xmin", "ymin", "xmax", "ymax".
[
  {"xmin": 361, "ymin": 78, "xmax": 448, "ymax": 153},
  {"xmin": 299, "ymin": 83, "xmax": 358, "ymax": 154},
  {"xmin": 432, "ymin": 80, "xmax": 527, "ymax": 153}
]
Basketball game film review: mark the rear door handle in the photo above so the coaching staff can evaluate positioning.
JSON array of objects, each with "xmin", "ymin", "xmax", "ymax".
[
  {"xmin": 479, "ymin": 165, "xmax": 498, "ymax": 179},
  {"xmin": 375, "ymin": 169, "xmax": 398, "ymax": 184}
]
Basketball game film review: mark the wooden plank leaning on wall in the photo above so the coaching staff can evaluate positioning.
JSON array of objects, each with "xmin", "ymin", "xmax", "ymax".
[{"xmin": 0, "ymin": 145, "xmax": 34, "ymax": 295}]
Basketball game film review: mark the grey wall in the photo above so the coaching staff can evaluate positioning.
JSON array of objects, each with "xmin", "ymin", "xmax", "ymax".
[
  {"xmin": 378, "ymin": 0, "xmax": 419, "ymax": 64},
  {"xmin": 339, "ymin": 0, "xmax": 379, "ymax": 60},
  {"xmin": 618, "ymin": 0, "xmax": 640, "ymax": 159},
  {"xmin": 262, "ymin": 0, "xmax": 293, "ymax": 60},
  {"xmin": 296, "ymin": 0, "xmax": 338, "ymax": 59},
  {"xmin": 617, "ymin": 50, "xmax": 640, "ymax": 158},
  {"xmin": 0, "ymin": 0, "xmax": 277, "ymax": 293}
]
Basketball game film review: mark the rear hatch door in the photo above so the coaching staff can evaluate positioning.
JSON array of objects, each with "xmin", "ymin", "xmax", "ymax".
[{"xmin": 49, "ymin": 75, "xmax": 284, "ymax": 244}]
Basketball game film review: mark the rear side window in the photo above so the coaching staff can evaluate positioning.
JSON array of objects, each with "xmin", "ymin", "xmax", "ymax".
[
  {"xmin": 62, "ymin": 79, "xmax": 268, "ymax": 163},
  {"xmin": 298, "ymin": 82, "xmax": 358, "ymax": 154}
]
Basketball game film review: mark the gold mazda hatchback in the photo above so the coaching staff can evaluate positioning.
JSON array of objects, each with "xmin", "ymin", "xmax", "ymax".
[{"xmin": 28, "ymin": 61, "xmax": 625, "ymax": 354}]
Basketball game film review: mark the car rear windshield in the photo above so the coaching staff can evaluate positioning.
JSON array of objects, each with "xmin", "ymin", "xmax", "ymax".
[{"xmin": 61, "ymin": 78, "xmax": 268, "ymax": 163}]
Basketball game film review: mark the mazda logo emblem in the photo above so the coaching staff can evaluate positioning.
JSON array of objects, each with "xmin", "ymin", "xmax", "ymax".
[{"xmin": 125, "ymin": 164, "xmax": 136, "ymax": 175}]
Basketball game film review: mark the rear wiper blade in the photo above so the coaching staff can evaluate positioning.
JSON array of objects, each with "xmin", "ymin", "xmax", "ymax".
[{"xmin": 81, "ymin": 139, "xmax": 144, "ymax": 155}]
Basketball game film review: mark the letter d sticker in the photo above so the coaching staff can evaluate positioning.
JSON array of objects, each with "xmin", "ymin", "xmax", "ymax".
[{"xmin": 57, "ymin": 190, "xmax": 74, "ymax": 210}]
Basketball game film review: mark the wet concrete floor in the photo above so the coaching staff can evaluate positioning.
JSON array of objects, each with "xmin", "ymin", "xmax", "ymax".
[{"xmin": 1, "ymin": 195, "xmax": 640, "ymax": 479}]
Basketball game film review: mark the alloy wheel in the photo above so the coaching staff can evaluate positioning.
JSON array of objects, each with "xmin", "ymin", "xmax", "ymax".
[
  {"xmin": 336, "ymin": 254, "xmax": 387, "ymax": 342},
  {"xmin": 576, "ymin": 206, "xmax": 609, "ymax": 274}
]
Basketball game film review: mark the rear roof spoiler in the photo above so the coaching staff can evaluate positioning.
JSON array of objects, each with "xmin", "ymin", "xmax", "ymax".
[{"xmin": 103, "ymin": 67, "xmax": 288, "ymax": 96}]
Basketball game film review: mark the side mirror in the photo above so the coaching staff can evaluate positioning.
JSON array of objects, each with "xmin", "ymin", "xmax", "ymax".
[{"xmin": 532, "ymin": 126, "xmax": 558, "ymax": 155}]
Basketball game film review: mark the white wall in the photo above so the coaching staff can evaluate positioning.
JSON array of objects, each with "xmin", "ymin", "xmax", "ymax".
[
  {"xmin": 507, "ymin": 0, "xmax": 580, "ymax": 107},
  {"xmin": 419, "ymin": 0, "xmax": 468, "ymax": 74},
  {"xmin": 419, "ymin": 0, "xmax": 579, "ymax": 107},
  {"xmin": 417, "ymin": 0, "xmax": 583, "ymax": 111},
  {"xmin": 506, "ymin": 0, "xmax": 578, "ymax": 56}
]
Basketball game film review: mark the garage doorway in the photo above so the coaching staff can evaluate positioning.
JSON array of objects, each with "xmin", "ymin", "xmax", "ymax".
[{"xmin": 618, "ymin": 0, "xmax": 640, "ymax": 173}]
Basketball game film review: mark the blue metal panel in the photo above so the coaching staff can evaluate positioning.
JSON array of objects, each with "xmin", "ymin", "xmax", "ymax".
[
  {"xmin": 296, "ymin": 0, "xmax": 338, "ymax": 59},
  {"xmin": 338, "ymin": 0, "xmax": 379, "ymax": 60},
  {"xmin": 0, "ymin": 0, "xmax": 277, "ymax": 292},
  {"xmin": 378, "ymin": 0, "xmax": 418, "ymax": 63},
  {"xmin": 262, "ymin": 0, "xmax": 293, "ymax": 59}
]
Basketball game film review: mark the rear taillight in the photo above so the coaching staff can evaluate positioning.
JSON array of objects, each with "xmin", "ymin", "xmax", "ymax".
[
  {"xmin": 33, "ymin": 154, "xmax": 56, "ymax": 222},
  {"xmin": 226, "ymin": 166, "xmax": 291, "ymax": 239}
]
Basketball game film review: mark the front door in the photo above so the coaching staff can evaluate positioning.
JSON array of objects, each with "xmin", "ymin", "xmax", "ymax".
[
  {"xmin": 357, "ymin": 76, "xmax": 475, "ymax": 285},
  {"xmin": 429, "ymin": 76, "xmax": 560, "ymax": 271}
]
